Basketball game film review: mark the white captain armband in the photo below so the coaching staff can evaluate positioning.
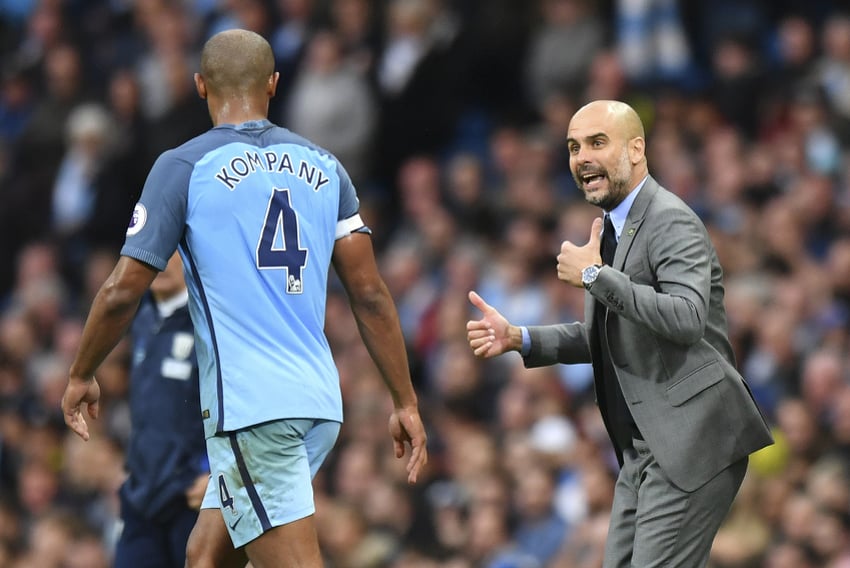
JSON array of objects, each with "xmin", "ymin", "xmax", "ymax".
[{"xmin": 335, "ymin": 213, "xmax": 371, "ymax": 239}]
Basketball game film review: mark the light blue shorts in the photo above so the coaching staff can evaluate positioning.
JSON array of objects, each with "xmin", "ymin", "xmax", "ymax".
[{"xmin": 200, "ymin": 418, "xmax": 340, "ymax": 548}]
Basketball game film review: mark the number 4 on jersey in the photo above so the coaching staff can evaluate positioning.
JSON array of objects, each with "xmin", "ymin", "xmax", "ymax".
[{"xmin": 256, "ymin": 187, "xmax": 308, "ymax": 294}]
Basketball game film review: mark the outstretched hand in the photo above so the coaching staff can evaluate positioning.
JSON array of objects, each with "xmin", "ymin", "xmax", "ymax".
[
  {"xmin": 61, "ymin": 376, "xmax": 101, "ymax": 441},
  {"xmin": 557, "ymin": 217, "xmax": 604, "ymax": 287},
  {"xmin": 389, "ymin": 406, "xmax": 428, "ymax": 484},
  {"xmin": 466, "ymin": 291, "xmax": 518, "ymax": 358}
]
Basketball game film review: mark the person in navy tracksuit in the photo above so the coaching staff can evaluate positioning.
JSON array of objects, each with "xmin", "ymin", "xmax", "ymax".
[{"xmin": 113, "ymin": 253, "xmax": 209, "ymax": 568}]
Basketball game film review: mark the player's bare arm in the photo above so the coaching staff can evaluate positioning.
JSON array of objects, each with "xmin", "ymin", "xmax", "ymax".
[
  {"xmin": 62, "ymin": 256, "xmax": 158, "ymax": 440},
  {"xmin": 331, "ymin": 232, "xmax": 428, "ymax": 483}
]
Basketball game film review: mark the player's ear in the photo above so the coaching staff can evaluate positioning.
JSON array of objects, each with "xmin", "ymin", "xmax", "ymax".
[
  {"xmin": 268, "ymin": 72, "xmax": 279, "ymax": 97},
  {"xmin": 194, "ymin": 73, "xmax": 207, "ymax": 100}
]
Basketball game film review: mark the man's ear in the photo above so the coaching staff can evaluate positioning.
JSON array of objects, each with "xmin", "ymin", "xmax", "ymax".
[
  {"xmin": 194, "ymin": 73, "xmax": 207, "ymax": 99},
  {"xmin": 630, "ymin": 137, "xmax": 645, "ymax": 165},
  {"xmin": 268, "ymin": 71, "xmax": 280, "ymax": 97}
]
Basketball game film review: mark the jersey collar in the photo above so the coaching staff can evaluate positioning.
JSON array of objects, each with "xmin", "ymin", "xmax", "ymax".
[{"xmin": 216, "ymin": 119, "xmax": 274, "ymax": 131}]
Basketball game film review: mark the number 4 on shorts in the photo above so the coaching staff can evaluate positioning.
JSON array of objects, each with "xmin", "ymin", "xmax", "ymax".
[{"xmin": 218, "ymin": 473, "xmax": 237, "ymax": 514}]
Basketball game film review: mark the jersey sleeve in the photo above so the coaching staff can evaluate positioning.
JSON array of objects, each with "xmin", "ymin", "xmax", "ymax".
[
  {"xmin": 334, "ymin": 161, "xmax": 371, "ymax": 239},
  {"xmin": 120, "ymin": 150, "xmax": 192, "ymax": 271}
]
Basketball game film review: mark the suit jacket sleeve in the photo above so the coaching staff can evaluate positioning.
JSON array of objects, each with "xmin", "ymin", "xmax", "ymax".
[
  {"xmin": 524, "ymin": 322, "xmax": 592, "ymax": 367},
  {"xmin": 589, "ymin": 206, "xmax": 711, "ymax": 345}
]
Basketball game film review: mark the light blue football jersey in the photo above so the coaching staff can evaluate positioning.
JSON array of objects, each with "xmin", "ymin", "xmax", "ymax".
[{"xmin": 121, "ymin": 120, "xmax": 365, "ymax": 438}]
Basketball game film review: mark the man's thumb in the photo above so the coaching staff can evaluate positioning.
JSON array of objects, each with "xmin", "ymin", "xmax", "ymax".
[
  {"xmin": 468, "ymin": 290, "xmax": 491, "ymax": 313},
  {"xmin": 588, "ymin": 217, "xmax": 603, "ymax": 247}
]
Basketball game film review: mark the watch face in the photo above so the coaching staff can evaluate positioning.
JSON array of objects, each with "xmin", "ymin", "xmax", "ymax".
[{"xmin": 582, "ymin": 265, "xmax": 599, "ymax": 285}]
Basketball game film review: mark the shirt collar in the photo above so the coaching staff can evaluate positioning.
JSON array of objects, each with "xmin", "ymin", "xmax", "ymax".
[
  {"xmin": 156, "ymin": 289, "xmax": 189, "ymax": 319},
  {"xmin": 215, "ymin": 119, "xmax": 274, "ymax": 131},
  {"xmin": 606, "ymin": 175, "xmax": 648, "ymax": 239}
]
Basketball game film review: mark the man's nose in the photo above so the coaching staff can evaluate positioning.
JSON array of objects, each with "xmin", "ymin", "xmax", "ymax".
[{"xmin": 573, "ymin": 146, "xmax": 591, "ymax": 164}]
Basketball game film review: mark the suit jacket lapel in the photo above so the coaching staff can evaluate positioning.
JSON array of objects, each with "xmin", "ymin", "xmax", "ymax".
[
  {"xmin": 612, "ymin": 177, "xmax": 659, "ymax": 270},
  {"xmin": 586, "ymin": 177, "xmax": 660, "ymax": 344}
]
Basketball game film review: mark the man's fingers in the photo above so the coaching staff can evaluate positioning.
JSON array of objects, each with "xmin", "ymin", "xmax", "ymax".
[
  {"xmin": 66, "ymin": 412, "xmax": 90, "ymax": 441},
  {"xmin": 468, "ymin": 325, "xmax": 495, "ymax": 358},
  {"xmin": 87, "ymin": 400, "xmax": 99, "ymax": 419},
  {"xmin": 467, "ymin": 330, "xmax": 493, "ymax": 344},
  {"xmin": 407, "ymin": 441, "xmax": 427, "ymax": 484},
  {"xmin": 407, "ymin": 457, "xmax": 420, "ymax": 484},
  {"xmin": 61, "ymin": 379, "xmax": 100, "ymax": 441},
  {"xmin": 467, "ymin": 328, "xmax": 493, "ymax": 341},
  {"xmin": 392, "ymin": 411, "xmax": 428, "ymax": 484},
  {"xmin": 407, "ymin": 459, "xmax": 418, "ymax": 484},
  {"xmin": 473, "ymin": 341, "xmax": 494, "ymax": 358}
]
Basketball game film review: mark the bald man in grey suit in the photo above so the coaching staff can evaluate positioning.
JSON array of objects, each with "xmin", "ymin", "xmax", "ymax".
[{"xmin": 467, "ymin": 100, "xmax": 773, "ymax": 567}]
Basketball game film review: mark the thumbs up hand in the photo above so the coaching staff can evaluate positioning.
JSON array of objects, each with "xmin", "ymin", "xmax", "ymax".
[
  {"xmin": 466, "ymin": 291, "xmax": 522, "ymax": 358},
  {"xmin": 557, "ymin": 217, "xmax": 604, "ymax": 287}
]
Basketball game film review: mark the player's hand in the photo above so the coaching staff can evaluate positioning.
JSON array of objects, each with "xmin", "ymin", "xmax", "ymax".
[
  {"xmin": 61, "ymin": 376, "xmax": 101, "ymax": 441},
  {"xmin": 466, "ymin": 291, "xmax": 518, "ymax": 358},
  {"xmin": 389, "ymin": 406, "xmax": 427, "ymax": 484},
  {"xmin": 185, "ymin": 473, "xmax": 210, "ymax": 510},
  {"xmin": 557, "ymin": 217, "xmax": 604, "ymax": 287}
]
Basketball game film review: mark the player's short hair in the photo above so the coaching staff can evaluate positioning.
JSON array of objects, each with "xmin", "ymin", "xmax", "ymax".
[{"xmin": 200, "ymin": 29, "xmax": 275, "ymax": 97}]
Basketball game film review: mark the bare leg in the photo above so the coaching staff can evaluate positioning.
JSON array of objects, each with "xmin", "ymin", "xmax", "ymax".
[
  {"xmin": 185, "ymin": 508, "xmax": 249, "ymax": 568},
  {"xmin": 244, "ymin": 515, "xmax": 322, "ymax": 568}
]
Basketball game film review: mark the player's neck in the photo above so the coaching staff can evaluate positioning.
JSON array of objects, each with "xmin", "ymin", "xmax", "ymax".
[{"xmin": 209, "ymin": 96, "xmax": 270, "ymax": 127}]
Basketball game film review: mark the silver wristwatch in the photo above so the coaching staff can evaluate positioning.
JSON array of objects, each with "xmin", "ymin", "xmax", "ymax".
[{"xmin": 581, "ymin": 264, "xmax": 603, "ymax": 289}]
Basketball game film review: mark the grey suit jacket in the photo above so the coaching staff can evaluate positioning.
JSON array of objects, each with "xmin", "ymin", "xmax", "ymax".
[{"xmin": 525, "ymin": 177, "xmax": 773, "ymax": 492}]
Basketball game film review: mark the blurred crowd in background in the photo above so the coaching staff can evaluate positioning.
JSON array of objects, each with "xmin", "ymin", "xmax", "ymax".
[{"xmin": 2, "ymin": 0, "xmax": 850, "ymax": 566}]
